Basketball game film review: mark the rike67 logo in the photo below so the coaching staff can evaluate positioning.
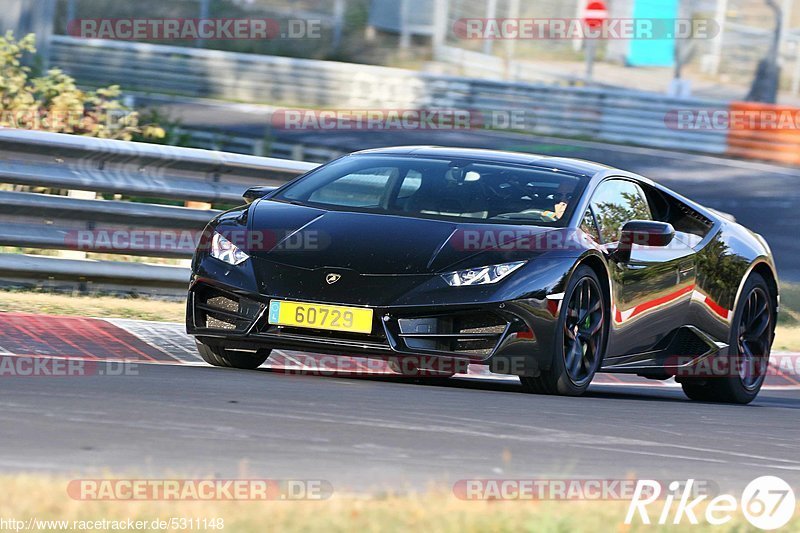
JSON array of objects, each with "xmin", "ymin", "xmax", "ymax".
[{"xmin": 626, "ymin": 476, "xmax": 796, "ymax": 530}]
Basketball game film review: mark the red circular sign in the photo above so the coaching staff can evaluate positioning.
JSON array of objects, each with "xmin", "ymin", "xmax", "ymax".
[{"xmin": 583, "ymin": 0, "xmax": 608, "ymax": 29}]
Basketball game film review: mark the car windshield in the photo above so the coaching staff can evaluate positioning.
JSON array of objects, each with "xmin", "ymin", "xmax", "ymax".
[{"xmin": 273, "ymin": 155, "xmax": 589, "ymax": 227}]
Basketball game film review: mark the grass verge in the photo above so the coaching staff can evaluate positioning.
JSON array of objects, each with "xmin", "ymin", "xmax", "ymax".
[
  {"xmin": 0, "ymin": 476, "xmax": 794, "ymax": 532},
  {"xmin": 0, "ymin": 291, "xmax": 185, "ymax": 323}
]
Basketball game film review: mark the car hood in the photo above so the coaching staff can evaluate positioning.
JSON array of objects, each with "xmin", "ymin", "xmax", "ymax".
[{"xmin": 248, "ymin": 200, "xmax": 556, "ymax": 274}]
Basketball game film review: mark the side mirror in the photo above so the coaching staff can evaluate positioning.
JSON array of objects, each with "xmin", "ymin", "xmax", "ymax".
[
  {"xmin": 243, "ymin": 186, "xmax": 275, "ymax": 204},
  {"xmin": 615, "ymin": 220, "xmax": 675, "ymax": 261}
]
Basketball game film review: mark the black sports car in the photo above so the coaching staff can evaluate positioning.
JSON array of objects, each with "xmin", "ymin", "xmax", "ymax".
[{"xmin": 187, "ymin": 147, "xmax": 778, "ymax": 403}]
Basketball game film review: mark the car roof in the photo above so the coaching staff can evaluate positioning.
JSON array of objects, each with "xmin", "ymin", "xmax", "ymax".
[{"xmin": 351, "ymin": 146, "xmax": 613, "ymax": 176}]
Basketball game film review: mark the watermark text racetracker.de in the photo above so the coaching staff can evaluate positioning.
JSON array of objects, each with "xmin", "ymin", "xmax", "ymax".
[
  {"xmin": 665, "ymin": 108, "xmax": 800, "ymax": 131},
  {"xmin": 668, "ymin": 354, "xmax": 800, "ymax": 380},
  {"xmin": 0, "ymin": 109, "xmax": 136, "ymax": 134},
  {"xmin": 68, "ymin": 18, "xmax": 321, "ymax": 41},
  {"xmin": 271, "ymin": 108, "xmax": 533, "ymax": 131},
  {"xmin": 67, "ymin": 479, "xmax": 333, "ymax": 501},
  {"xmin": 453, "ymin": 478, "xmax": 717, "ymax": 501},
  {"xmin": 453, "ymin": 18, "xmax": 719, "ymax": 40},
  {"xmin": 0, "ymin": 357, "xmax": 138, "ymax": 378},
  {"xmin": 60, "ymin": 227, "xmax": 712, "ymax": 257},
  {"xmin": 63, "ymin": 229, "xmax": 325, "ymax": 254}
]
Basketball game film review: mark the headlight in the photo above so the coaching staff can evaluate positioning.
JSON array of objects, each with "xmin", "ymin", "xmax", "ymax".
[
  {"xmin": 210, "ymin": 232, "xmax": 249, "ymax": 265},
  {"xmin": 442, "ymin": 261, "xmax": 526, "ymax": 286}
]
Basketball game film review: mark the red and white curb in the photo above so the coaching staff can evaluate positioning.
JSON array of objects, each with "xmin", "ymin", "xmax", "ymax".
[{"xmin": 0, "ymin": 313, "xmax": 798, "ymax": 390}]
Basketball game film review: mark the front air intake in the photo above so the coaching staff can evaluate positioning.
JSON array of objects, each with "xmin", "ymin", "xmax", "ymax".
[
  {"xmin": 396, "ymin": 312, "xmax": 508, "ymax": 357},
  {"xmin": 193, "ymin": 284, "xmax": 263, "ymax": 332}
]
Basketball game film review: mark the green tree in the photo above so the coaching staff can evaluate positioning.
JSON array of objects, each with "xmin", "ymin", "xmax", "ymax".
[{"xmin": 0, "ymin": 31, "xmax": 164, "ymax": 141}]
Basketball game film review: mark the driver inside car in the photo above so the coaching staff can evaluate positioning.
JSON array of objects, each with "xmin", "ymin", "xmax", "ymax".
[{"xmin": 541, "ymin": 182, "xmax": 574, "ymax": 221}]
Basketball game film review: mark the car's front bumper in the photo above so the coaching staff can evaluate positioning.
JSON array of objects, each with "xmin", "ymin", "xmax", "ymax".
[{"xmin": 186, "ymin": 276, "xmax": 562, "ymax": 377}]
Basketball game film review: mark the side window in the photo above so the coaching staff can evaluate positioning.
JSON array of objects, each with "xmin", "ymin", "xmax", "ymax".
[
  {"xmin": 589, "ymin": 179, "xmax": 652, "ymax": 244},
  {"xmin": 308, "ymin": 167, "xmax": 397, "ymax": 207},
  {"xmin": 397, "ymin": 169, "xmax": 422, "ymax": 200},
  {"xmin": 580, "ymin": 209, "xmax": 601, "ymax": 242}
]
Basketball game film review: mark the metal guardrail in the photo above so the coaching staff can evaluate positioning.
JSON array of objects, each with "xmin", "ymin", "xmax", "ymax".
[
  {"xmin": 0, "ymin": 129, "xmax": 316, "ymax": 203},
  {"xmin": 173, "ymin": 128, "xmax": 345, "ymax": 163},
  {"xmin": 50, "ymin": 36, "xmax": 433, "ymax": 108},
  {"xmin": 50, "ymin": 36, "xmax": 731, "ymax": 156},
  {"xmin": 0, "ymin": 129, "xmax": 318, "ymax": 295},
  {"xmin": 0, "ymin": 253, "xmax": 191, "ymax": 288}
]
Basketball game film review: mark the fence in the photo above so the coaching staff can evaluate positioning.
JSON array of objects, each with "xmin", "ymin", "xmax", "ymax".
[
  {"xmin": 0, "ymin": 129, "xmax": 317, "ymax": 296},
  {"xmin": 48, "ymin": 35, "xmax": 736, "ymax": 156}
]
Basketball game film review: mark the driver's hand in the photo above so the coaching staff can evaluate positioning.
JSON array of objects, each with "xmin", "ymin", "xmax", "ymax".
[{"xmin": 554, "ymin": 201, "xmax": 568, "ymax": 219}]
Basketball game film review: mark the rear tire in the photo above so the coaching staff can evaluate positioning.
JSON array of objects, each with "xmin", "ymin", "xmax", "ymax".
[
  {"xmin": 680, "ymin": 273, "xmax": 774, "ymax": 404},
  {"xmin": 521, "ymin": 265, "xmax": 607, "ymax": 396},
  {"xmin": 196, "ymin": 340, "xmax": 271, "ymax": 370}
]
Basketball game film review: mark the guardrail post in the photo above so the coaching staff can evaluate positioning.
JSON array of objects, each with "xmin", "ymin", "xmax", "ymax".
[
  {"xmin": 482, "ymin": 0, "xmax": 497, "ymax": 56},
  {"xmin": 196, "ymin": 0, "xmax": 210, "ymax": 48},
  {"xmin": 291, "ymin": 144, "xmax": 306, "ymax": 162},
  {"xmin": 399, "ymin": 0, "xmax": 411, "ymax": 50},
  {"xmin": 60, "ymin": 190, "xmax": 97, "ymax": 260},
  {"xmin": 332, "ymin": 0, "xmax": 345, "ymax": 49},
  {"xmin": 432, "ymin": 0, "xmax": 447, "ymax": 52},
  {"xmin": 253, "ymin": 138, "xmax": 266, "ymax": 157}
]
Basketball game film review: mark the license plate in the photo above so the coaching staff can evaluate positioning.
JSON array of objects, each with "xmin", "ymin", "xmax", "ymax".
[{"xmin": 268, "ymin": 300, "xmax": 373, "ymax": 334}]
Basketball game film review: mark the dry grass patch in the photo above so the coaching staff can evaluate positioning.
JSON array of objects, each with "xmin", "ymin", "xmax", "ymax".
[
  {"xmin": 0, "ymin": 291, "xmax": 185, "ymax": 323},
  {"xmin": 0, "ymin": 475, "xmax": 793, "ymax": 533}
]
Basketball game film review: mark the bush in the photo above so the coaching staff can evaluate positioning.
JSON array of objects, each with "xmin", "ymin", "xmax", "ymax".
[{"xmin": 0, "ymin": 31, "xmax": 164, "ymax": 141}]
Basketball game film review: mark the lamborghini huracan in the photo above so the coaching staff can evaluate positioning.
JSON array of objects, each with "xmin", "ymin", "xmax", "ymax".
[{"xmin": 187, "ymin": 147, "xmax": 778, "ymax": 403}]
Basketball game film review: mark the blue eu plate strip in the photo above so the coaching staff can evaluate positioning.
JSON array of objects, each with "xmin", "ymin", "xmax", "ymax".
[{"xmin": 268, "ymin": 301, "xmax": 281, "ymax": 324}]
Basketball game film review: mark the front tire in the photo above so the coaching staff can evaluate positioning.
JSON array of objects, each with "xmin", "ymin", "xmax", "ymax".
[
  {"xmin": 521, "ymin": 265, "xmax": 607, "ymax": 396},
  {"xmin": 196, "ymin": 340, "xmax": 271, "ymax": 370},
  {"xmin": 681, "ymin": 273, "xmax": 774, "ymax": 404}
]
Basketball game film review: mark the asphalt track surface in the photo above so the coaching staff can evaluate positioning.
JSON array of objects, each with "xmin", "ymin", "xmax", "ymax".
[
  {"xmin": 1, "ymin": 314, "xmax": 799, "ymax": 494},
  {"xmin": 146, "ymin": 95, "xmax": 800, "ymax": 281},
  {"xmin": 3, "ymin": 97, "xmax": 800, "ymax": 498}
]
